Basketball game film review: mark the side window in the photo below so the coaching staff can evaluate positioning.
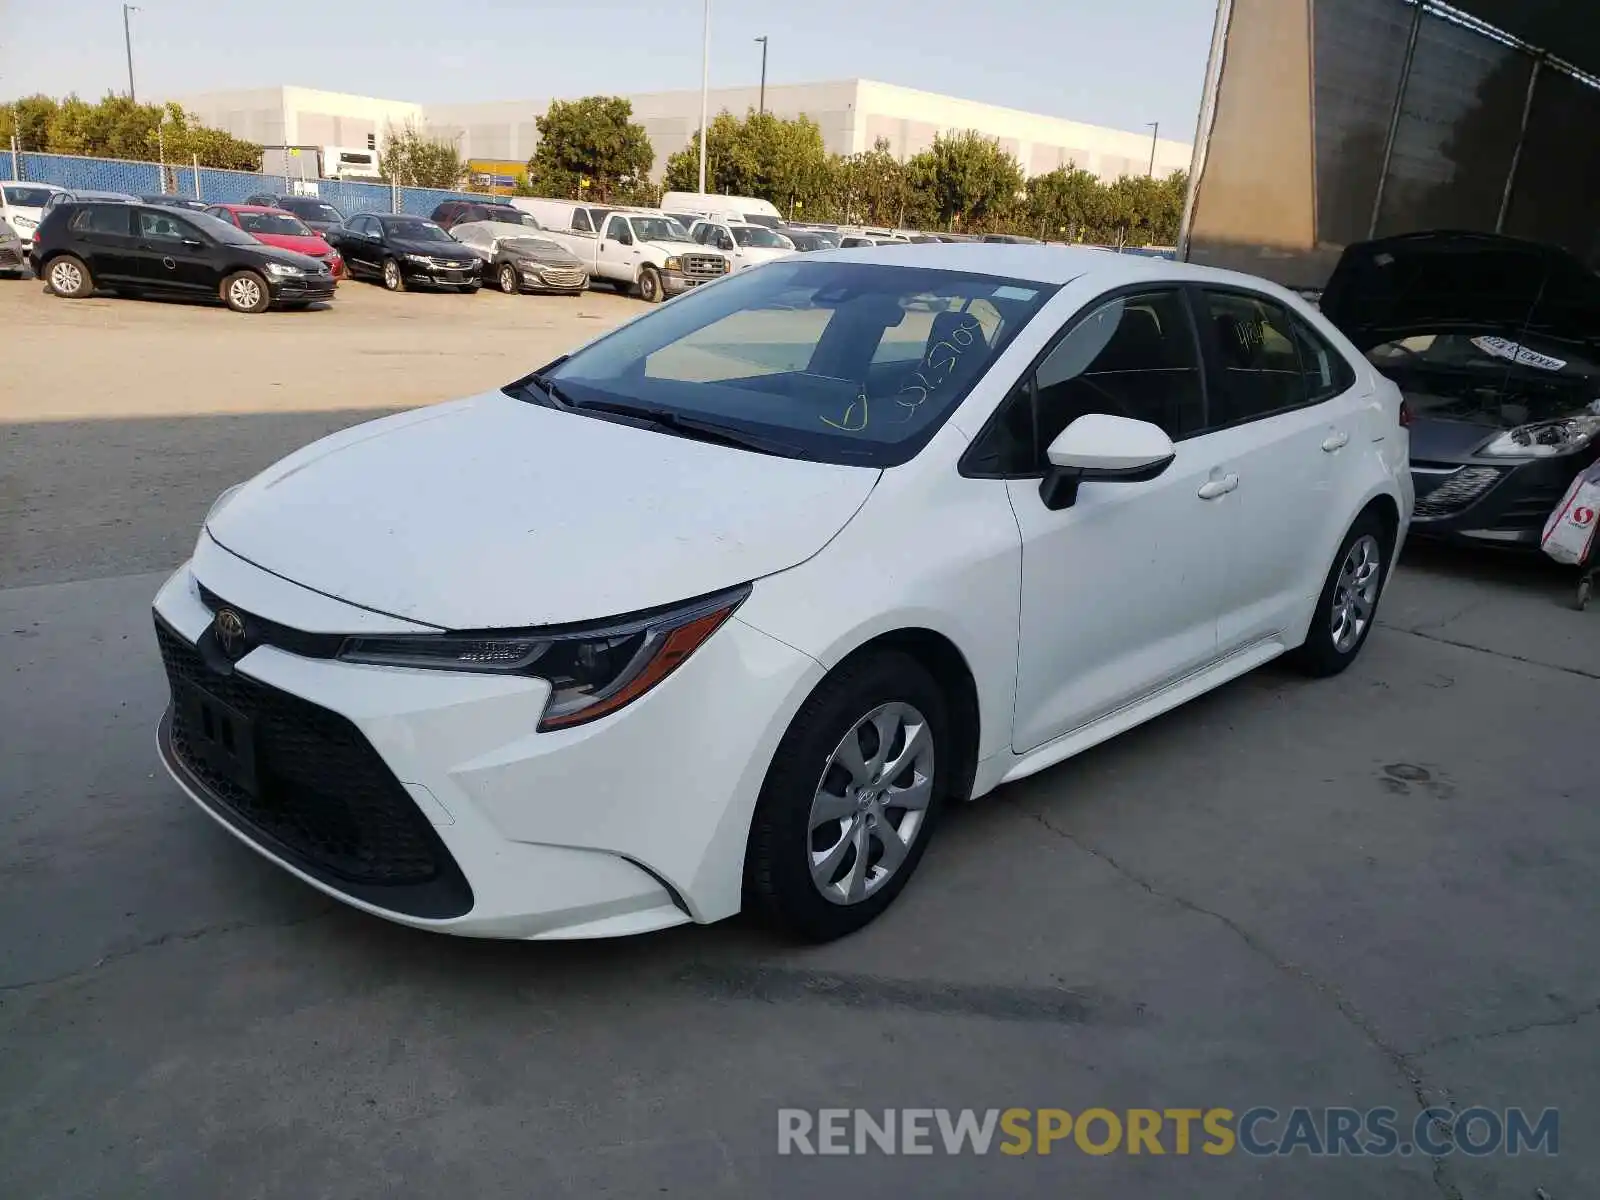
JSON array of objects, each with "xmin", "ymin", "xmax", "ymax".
[
  {"xmin": 204, "ymin": 207, "xmax": 231, "ymax": 224},
  {"xmin": 1199, "ymin": 290, "xmax": 1307, "ymax": 424},
  {"xmin": 1033, "ymin": 290, "xmax": 1206, "ymax": 455},
  {"xmin": 693, "ymin": 224, "xmax": 713, "ymax": 244},
  {"xmin": 571, "ymin": 209, "xmax": 593, "ymax": 233},
  {"xmin": 70, "ymin": 206, "xmax": 131, "ymax": 234},
  {"xmin": 138, "ymin": 209, "xmax": 193, "ymax": 240},
  {"xmin": 605, "ymin": 215, "xmax": 632, "ymax": 244},
  {"xmin": 1288, "ymin": 314, "xmax": 1357, "ymax": 403},
  {"xmin": 717, "ymin": 229, "xmax": 735, "ymax": 251}
]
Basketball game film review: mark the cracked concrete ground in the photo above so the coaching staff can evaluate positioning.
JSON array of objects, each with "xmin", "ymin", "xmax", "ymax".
[{"xmin": 2, "ymin": 284, "xmax": 1596, "ymax": 1198}]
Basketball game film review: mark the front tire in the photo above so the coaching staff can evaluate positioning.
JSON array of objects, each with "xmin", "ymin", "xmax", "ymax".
[
  {"xmin": 1288, "ymin": 510, "xmax": 1390, "ymax": 677},
  {"xmin": 46, "ymin": 255, "xmax": 94, "ymax": 298},
  {"xmin": 638, "ymin": 264, "xmax": 663, "ymax": 303},
  {"xmin": 746, "ymin": 651, "xmax": 950, "ymax": 941},
  {"xmin": 382, "ymin": 258, "xmax": 406, "ymax": 292},
  {"xmin": 497, "ymin": 262, "xmax": 519, "ymax": 294},
  {"xmin": 222, "ymin": 270, "xmax": 270, "ymax": 314}
]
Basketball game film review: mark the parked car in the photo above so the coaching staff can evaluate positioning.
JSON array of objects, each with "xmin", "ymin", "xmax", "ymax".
[
  {"xmin": 205, "ymin": 204, "xmax": 345, "ymax": 279},
  {"xmin": 532, "ymin": 204, "xmax": 729, "ymax": 301},
  {"xmin": 142, "ymin": 194, "xmax": 211, "ymax": 212},
  {"xmin": 151, "ymin": 246, "xmax": 1411, "ymax": 944},
  {"xmin": 0, "ymin": 218, "xmax": 24, "ymax": 277},
  {"xmin": 449, "ymin": 220, "xmax": 588, "ymax": 295},
  {"xmin": 325, "ymin": 212, "xmax": 481, "ymax": 292},
  {"xmin": 241, "ymin": 194, "xmax": 347, "ymax": 236},
  {"xmin": 431, "ymin": 199, "xmax": 544, "ymax": 231},
  {"xmin": 687, "ymin": 218, "xmax": 796, "ymax": 271},
  {"xmin": 33, "ymin": 200, "xmax": 335, "ymax": 312},
  {"xmin": 782, "ymin": 229, "xmax": 831, "ymax": 252},
  {"xmin": 41, "ymin": 189, "xmax": 138, "ymax": 218},
  {"xmin": 1320, "ymin": 229, "xmax": 1600, "ymax": 549},
  {"xmin": 1, "ymin": 181, "xmax": 65, "ymax": 245}
]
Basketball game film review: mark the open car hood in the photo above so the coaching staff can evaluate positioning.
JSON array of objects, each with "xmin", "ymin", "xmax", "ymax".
[{"xmin": 1320, "ymin": 230, "xmax": 1600, "ymax": 352}]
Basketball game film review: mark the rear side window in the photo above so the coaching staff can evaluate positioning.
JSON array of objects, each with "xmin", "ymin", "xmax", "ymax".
[
  {"xmin": 70, "ymin": 205, "xmax": 131, "ymax": 234},
  {"xmin": 1199, "ymin": 290, "xmax": 1307, "ymax": 424},
  {"xmin": 1289, "ymin": 315, "xmax": 1357, "ymax": 402}
]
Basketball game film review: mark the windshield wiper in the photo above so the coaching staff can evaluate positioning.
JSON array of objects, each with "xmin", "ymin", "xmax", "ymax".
[
  {"xmin": 570, "ymin": 398, "xmax": 804, "ymax": 457},
  {"xmin": 518, "ymin": 371, "xmax": 578, "ymax": 410}
]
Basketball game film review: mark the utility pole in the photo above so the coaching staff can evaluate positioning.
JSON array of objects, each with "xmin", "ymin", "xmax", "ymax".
[
  {"xmin": 697, "ymin": 0, "xmax": 711, "ymax": 194},
  {"xmin": 123, "ymin": 5, "xmax": 141, "ymax": 102},
  {"xmin": 755, "ymin": 36, "xmax": 768, "ymax": 115},
  {"xmin": 1145, "ymin": 121, "xmax": 1158, "ymax": 177}
]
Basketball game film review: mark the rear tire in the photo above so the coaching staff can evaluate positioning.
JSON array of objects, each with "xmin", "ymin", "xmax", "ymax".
[
  {"xmin": 46, "ymin": 255, "xmax": 94, "ymax": 298},
  {"xmin": 745, "ymin": 651, "xmax": 951, "ymax": 942},
  {"xmin": 1287, "ymin": 510, "xmax": 1390, "ymax": 677},
  {"xmin": 222, "ymin": 270, "xmax": 270, "ymax": 314},
  {"xmin": 638, "ymin": 265, "xmax": 663, "ymax": 303},
  {"xmin": 382, "ymin": 257, "xmax": 406, "ymax": 292}
]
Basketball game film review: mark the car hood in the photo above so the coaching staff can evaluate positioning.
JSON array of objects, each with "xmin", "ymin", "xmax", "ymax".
[
  {"xmin": 645, "ymin": 239, "xmax": 710, "ymax": 254},
  {"xmin": 1406, "ymin": 415, "xmax": 1502, "ymax": 460},
  {"xmin": 1320, "ymin": 230, "xmax": 1600, "ymax": 351},
  {"xmin": 503, "ymin": 244, "xmax": 583, "ymax": 267},
  {"xmin": 253, "ymin": 232, "xmax": 333, "ymax": 257},
  {"xmin": 205, "ymin": 392, "xmax": 880, "ymax": 629},
  {"xmin": 390, "ymin": 237, "xmax": 477, "ymax": 259},
  {"xmin": 250, "ymin": 242, "xmax": 328, "ymax": 270}
]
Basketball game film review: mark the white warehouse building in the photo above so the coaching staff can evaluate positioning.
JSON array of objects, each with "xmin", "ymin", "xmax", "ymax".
[{"xmin": 168, "ymin": 79, "xmax": 1194, "ymax": 184}]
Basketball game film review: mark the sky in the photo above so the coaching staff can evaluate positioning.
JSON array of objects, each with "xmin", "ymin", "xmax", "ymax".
[{"xmin": 3, "ymin": 0, "xmax": 1217, "ymax": 141}]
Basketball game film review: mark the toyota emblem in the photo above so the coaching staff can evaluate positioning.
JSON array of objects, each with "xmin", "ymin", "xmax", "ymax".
[{"xmin": 214, "ymin": 608, "xmax": 248, "ymax": 659}]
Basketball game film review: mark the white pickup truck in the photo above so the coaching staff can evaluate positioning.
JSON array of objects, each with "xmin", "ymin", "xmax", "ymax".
[{"xmin": 519, "ymin": 201, "xmax": 730, "ymax": 302}]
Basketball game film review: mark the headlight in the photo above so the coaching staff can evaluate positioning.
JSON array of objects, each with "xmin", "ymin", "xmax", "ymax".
[
  {"xmin": 263, "ymin": 261, "xmax": 305, "ymax": 278},
  {"xmin": 663, "ymin": 256, "xmax": 683, "ymax": 272},
  {"xmin": 336, "ymin": 584, "xmax": 750, "ymax": 731},
  {"xmin": 1481, "ymin": 413, "xmax": 1600, "ymax": 458}
]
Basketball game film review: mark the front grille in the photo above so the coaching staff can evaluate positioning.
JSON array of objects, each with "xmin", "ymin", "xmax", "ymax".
[
  {"xmin": 157, "ymin": 619, "xmax": 473, "ymax": 917},
  {"xmin": 1412, "ymin": 466, "xmax": 1503, "ymax": 520},
  {"xmin": 196, "ymin": 583, "xmax": 344, "ymax": 658},
  {"xmin": 683, "ymin": 254, "xmax": 728, "ymax": 278},
  {"xmin": 426, "ymin": 257, "xmax": 475, "ymax": 271},
  {"xmin": 537, "ymin": 266, "xmax": 587, "ymax": 289}
]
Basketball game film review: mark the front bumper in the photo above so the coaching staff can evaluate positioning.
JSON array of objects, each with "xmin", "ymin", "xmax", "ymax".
[
  {"xmin": 519, "ymin": 262, "xmax": 588, "ymax": 292},
  {"xmin": 0, "ymin": 243, "xmax": 23, "ymax": 270},
  {"xmin": 401, "ymin": 259, "xmax": 481, "ymax": 288},
  {"xmin": 151, "ymin": 552, "xmax": 823, "ymax": 939},
  {"xmin": 1409, "ymin": 452, "xmax": 1596, "ymax": 547},
  {"xmin": 266, "ymin": 273, "xmax": 337, "ymax": 303},
  {"xmin": 661, "ymin": 269, "xmax": 726, "ymax": 295}
]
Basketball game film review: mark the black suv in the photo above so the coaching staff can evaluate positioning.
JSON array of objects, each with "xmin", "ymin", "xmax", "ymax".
[
  {"xmin": 32, "ymin": 201, "xmax": 336, "ymax": 313},
  {"xmin": 242, "ymin": 193, "xmax": 348, "ymax": 235},
  {"xmin": 430, "ymin": 199, "xmax": 541, "ymax": 230}
]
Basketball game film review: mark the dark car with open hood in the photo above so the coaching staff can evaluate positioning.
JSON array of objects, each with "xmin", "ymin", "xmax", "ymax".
[{"xmin": 1321, "ymin": 231, "xmax": 1600, "ymax": 548}]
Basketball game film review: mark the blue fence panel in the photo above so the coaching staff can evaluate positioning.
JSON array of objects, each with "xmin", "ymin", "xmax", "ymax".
[
  {"xmin": 20, "ymin": 152, "xmax": 162, "ymax": 194},
  {"xmin": 192, "ymin": 168, "xmax": 289, "ymax": 204},
  {"xmin": 397, "ymin": 185, "xmax": 489, "ymax": 217},
  {"xmin": 318, "ymin": 179, "xmax": 393, "ymax": 216},
  {"xmin": 0, "ymin": 151, "xmax": 15, "ymax": 180}
]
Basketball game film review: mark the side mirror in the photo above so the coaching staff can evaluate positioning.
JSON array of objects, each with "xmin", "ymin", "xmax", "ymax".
[{"xmin": 1039, "ymin": 413, "xmax": 1176, "ymax": 511}]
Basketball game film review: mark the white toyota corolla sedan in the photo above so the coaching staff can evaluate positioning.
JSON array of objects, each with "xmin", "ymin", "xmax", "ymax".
[{"xmin": 152, "ymin": 245, "xmax": 1413, "ymax": 942}]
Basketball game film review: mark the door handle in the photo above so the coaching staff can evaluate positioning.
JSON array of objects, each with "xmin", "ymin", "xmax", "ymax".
[
  {"xmin": 1321, "ymin": 431, "xmax": 1350, "ymax": 452},
  {"xmin": 1197, "ymin": 473, "xmax": 1239, "ymax": 500}
]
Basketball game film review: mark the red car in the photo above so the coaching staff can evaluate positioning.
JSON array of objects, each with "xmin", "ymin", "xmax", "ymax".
[{"xmin": 204, "ymin": 204, "xmax": 345, "ymax": 278}]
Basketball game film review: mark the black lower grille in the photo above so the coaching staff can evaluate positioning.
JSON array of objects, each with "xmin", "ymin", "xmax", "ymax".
[{"xmin": 156, "ymin": 618, "xmax": 472, "ymax": 918}]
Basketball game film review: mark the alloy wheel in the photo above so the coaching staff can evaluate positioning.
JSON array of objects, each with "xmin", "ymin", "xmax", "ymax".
[
  {"xmin": 1331, "ymin": 533, "xmax": 1381, "ymax": 653},
  {"xmin": 807, "ymin": 702, "xmax": 935, "ymax": 905},
  {"xmin": 384, "ymin": 260, "xmax": 401, "ymax": 289},
  {"xmin": 50, "ymin": 261, "xmax": 83, "ymax": 294},
  {"xmin": 228, "ymin": 276, "xmax": 262, "ymax": 310},
  {"xmin": 499, "ymin": 264, "xmax": 517, "ymax": 293}
]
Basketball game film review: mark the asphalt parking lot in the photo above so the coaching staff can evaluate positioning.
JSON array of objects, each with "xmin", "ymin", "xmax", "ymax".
[{"xmin": 3, "ymin": 279, "xmax": 1597, "ymax": 1199}]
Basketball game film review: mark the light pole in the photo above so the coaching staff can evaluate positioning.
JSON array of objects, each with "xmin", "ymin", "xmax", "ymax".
[
  {"xmin": 123, "ymin": 5, "xmax": 141, "ymax": 102},
  {"xmin": 1145, "ymin": 121, "xmax": 1158, "ymax": 177},
  {"xmin": 697, "ymin": 0, "xmax": 711, "ymax": 194},
  {"xmin": 755, "ymin": 36, "xmax": 768, "ymax": 116}
]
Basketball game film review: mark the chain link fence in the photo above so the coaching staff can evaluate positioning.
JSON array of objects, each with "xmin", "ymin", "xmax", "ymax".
[{"xmin": 1, "ymin": 150, "xmax": 490, "ymax": 220}]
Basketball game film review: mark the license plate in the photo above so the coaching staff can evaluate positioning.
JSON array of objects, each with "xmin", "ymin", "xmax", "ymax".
[{"xmin": 175, "ymin": 677, "xmax": 259, "ymax": 795}]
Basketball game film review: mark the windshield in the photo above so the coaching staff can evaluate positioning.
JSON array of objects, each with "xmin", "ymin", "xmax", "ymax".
[
  {"xmin": 384, "ymin": 218, "xmax": 453, "ymax": 243},
  {"xmin": 1369, "ymin": 333, "xmax": 1600, "ymax": 428},
  {"xmin": 185, "ymin": 210, "xmax": 259, "ymax": 246},
  {"xmin": 284, "ymin": 199, "xmax": 345, "ymax": 223},
  {"xmin": 239, "ymin": 211, "xmax": 313, "ymax": 237},
  {"xmin": 503, "ymin": 236, "xmax": 568, "ymax": 256},
  {"xmin": 630, "ymin": 217, "xmax": 691, "ymax": 242},
  {"xmin": 741, "ymin": 213, "xmax": 782, "ymax": 229},
  {"xmin": 787, "ymin": 232, "xmax": 826, "ymax": 252},
  {"xmin": 545, "ymin": 260, "xmax": 1055, "ymax": 466},
  {"xmin": 490, "ymin": 209, "xmax": 541, "ymax": 229},
  {"xmin": 4, "ymin": 186, "xmax": 55, "ymax": 207},
  {"xmin": 732, "ymin": 225, "xmax": 791, "ymax": 249}
]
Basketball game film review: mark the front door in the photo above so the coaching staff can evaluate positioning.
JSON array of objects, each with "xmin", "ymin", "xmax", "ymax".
[
  {"xmin": 598, "ymin": 214, "xmax": 637, "ymax": 284},
  {"xmin": 1004, "ymin": 288, "xmax": 1232, "ymax": 752},
  {"xmin": 132, "ymin": 208, "xmax": 217, "ymax": 294}
]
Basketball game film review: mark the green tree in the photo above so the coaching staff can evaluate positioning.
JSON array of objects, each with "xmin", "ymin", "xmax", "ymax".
[
  {"xmin": 1024, "ymin": 163, "xmax": 1107, "ymax": 241},
  {"xmin": 380, "ymin": 121, "xmax": 468, "ymax": 189},
  {"xmin": 825, "ymin": 137, "xmax": 909, "ymax": 225},
  {"xmin": 662, "ymin": 110, "xmax": 830, "ymax": 216},
  {"xmin": 0, "ymin": 93, "xmax": 261, "ymax": 169},
  {"xmin": 904, "ymin": 130, "xmax": 1024, "ymax": 231},
  {"xmin": 0, "ymin": 95, "xmax": 63, "ymax": 152},
  {"xmin": 526, "ymin": 96, "xmax": 653, "ymax": 202}
]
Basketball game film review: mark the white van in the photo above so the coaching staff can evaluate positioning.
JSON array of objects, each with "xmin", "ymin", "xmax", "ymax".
[{"xmin": 660, "ymin": 192, "xmax": 784, "ymax": 229}]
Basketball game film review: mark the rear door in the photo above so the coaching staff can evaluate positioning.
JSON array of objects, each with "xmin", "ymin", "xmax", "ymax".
[
  {"xmin": 66, "ymin": 204, "xmax": 140, "ymax": 283},
  {"xmin": 1190, "ymin": 286, "xmax": 1368, "ymax": 651}
]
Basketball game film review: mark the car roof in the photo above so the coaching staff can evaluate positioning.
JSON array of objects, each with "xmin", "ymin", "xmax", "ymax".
[
  {"xmin": 2, "ymin": 180, "xmax": 65, "ymax": 190},
  {"xmin": 820, "ymin": 242, "xmax": 1304, "ymax": 293}
]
